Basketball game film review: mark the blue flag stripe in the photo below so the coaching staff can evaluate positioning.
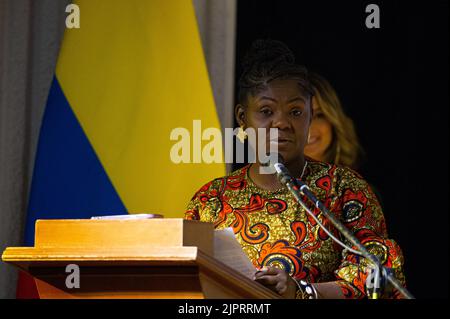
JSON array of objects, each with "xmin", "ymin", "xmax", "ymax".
[{"xmin": 25, "ymin": 77, "xmax": 127, "ymax": 246}]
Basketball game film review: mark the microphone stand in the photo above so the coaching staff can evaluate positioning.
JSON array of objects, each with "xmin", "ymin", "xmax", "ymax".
[{"xmin": 274, "ymin": 163, "xmax": 415, "ymax": 299}]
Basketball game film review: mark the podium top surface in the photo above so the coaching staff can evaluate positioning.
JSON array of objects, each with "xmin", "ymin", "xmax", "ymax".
[
  {"xmin": 37, "ymin": 218, "xmax": 212, "ymax": 252},
  {"xmin": 1, "ymin": 218, "xmax": 281, "ymax": 299},
  {"xmin": 2, "ymin": 218, "xmax": 214, "ymax": 265}
]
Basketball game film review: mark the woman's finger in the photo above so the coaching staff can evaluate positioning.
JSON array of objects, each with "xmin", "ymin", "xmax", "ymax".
[
  {"xmin": 254, "ymin": 274, "xmax": 279, "ymax": 286},
  {"xmin": 275, "ymin": 281, "xmax": 287, "ymax": 295},
  {"xmin": 254, "ymin": 266, "xmax": 282, "ymax": 278}
]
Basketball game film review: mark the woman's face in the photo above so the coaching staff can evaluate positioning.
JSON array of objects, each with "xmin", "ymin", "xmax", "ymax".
[
  {"xmin": 304, "ymin": 98, "xmax": 333, "ymax": 162},
  {"xmin": 236, "ymin": 79, "xmax": 311, "ymax": 165}
]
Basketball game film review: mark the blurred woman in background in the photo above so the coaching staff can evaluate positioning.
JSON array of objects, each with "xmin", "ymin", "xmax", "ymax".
[{"xmin": 304, "ymin": 72, "xmax": 362, "ymax": 171}]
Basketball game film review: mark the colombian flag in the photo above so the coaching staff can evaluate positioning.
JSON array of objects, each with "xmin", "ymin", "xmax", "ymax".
[{"xmin": 17, "ymin": 0, "xmax": 225, "ymax": 298}]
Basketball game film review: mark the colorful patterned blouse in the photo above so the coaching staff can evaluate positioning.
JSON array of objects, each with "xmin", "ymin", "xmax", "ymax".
[{"xmin": 185, "ymin": 159, "xmax": 406, "ymax": 299}]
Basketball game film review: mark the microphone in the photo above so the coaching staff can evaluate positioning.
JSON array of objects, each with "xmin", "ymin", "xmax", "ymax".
[
  {"xmin": 270, "ymin": 153, "xmax": 325, "ymax": 210},
  {"xmin": 268, "ymin": 153, "xmax": 414, "ymax": 299},
  {"xmin": 269, "ymin": 153, "xmax": 303, "ymax": 189}
]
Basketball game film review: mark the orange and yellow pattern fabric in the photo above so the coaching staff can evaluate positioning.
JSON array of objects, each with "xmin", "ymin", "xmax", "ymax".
[{"xmin": 185, "ymin": 159, "xmax": 406, "ymax": 298}]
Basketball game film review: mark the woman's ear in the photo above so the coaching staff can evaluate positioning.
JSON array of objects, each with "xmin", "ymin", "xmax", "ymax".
[{"xmin": 235, "ymin": 104, "xmax": 246, "ymax": 127}]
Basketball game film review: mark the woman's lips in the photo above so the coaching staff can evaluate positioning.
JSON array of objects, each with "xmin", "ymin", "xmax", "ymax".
[
  {"xmin": 269, "ymin": 139, "xmax": 293, "ymax": 151},
  {"xmin": 270, "ymin": 138, "xmax": 293, "ymax": 145}
]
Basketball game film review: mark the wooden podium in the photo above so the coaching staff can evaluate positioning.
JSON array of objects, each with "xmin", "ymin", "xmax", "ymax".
[{"xmin": 2, "ymin": 218, "xmax": 279, "ymax": 299}]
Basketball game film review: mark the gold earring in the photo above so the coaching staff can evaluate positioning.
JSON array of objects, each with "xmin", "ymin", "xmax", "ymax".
[
  {"xmin": 237, "ymin": 126, "xmax": 248, "ymax": 143},
  {"xmin": 307, "ymin": 131, "xmax": 311, "ymax": 144}
]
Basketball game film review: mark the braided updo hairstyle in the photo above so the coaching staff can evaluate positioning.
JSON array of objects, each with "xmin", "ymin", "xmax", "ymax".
[{"xmin": 238, "ymin": 39, "xmax": 314, "ymax": 105}]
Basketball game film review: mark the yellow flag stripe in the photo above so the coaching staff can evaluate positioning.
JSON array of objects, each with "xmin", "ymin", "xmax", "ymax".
[{"xmin": 56, "ymin": 0, "xmax": 225, "ymax": 217}]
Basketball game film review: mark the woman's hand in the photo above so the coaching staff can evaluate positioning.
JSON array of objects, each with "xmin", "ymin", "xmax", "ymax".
[{"xmin": 254, "ymin": 266, "xmax": 297, "ymax": 298}]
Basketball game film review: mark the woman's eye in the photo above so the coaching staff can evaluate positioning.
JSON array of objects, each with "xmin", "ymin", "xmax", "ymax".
[
  {"xmin": 291, "ymin": 109, "xmax": 303, "ymax": 116},
  {"xmin": 260, "ymin": 108, "xmax": 273, "ymax": 116}
]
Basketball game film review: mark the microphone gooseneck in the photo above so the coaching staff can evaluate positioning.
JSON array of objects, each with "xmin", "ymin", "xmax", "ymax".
[{"xmin": 269, "ymin": 153, "xmax": 414, "ymax": 299}]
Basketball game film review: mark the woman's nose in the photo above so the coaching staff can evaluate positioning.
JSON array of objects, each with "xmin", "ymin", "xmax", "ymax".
[{"xmin": 272, "ymin": 112, "xmax": 290, "ymax": 130}]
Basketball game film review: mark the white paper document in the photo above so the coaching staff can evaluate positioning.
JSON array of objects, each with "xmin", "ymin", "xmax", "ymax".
[
  {"xmin": 91, "ymin": 214, "xmax": 163, "ymax": 220},
  {"xmin": 213, "ymin": 227, "xmax": 257, "ymax": 279}
]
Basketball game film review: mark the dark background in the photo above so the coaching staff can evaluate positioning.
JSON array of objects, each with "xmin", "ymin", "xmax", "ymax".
[{"xmin": 234, "ymin": 0, "xmax": 449, "ymax": 298}]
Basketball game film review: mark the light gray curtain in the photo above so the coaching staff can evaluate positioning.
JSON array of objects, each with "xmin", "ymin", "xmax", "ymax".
[
  {"xmin": 194, "ymin": 0, "xmax": 236, "ymax": 137},
  {"xmin": 0, "ymin": 0, "xmax": 236, "ymax": 298},
  {"xmin": 0, "ymin": 0, "xmax": 70, "ymax": 299}
]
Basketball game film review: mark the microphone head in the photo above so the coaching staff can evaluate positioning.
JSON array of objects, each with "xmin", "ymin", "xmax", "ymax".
[
  {"xmin": 269, "ymin": 154, "xmax": 292, "ymax": 185},
  {"xmin": 259, "ymin": 152, "xmax": 284, "ymax": 175},
  {"xmin": 269, "ymin": 152, "xmax": 286, "ymax": 176}
]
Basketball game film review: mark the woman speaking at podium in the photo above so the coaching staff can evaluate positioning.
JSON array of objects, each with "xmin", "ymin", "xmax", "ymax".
[{"xmin": 185, "ymin": 40, "xmax": 406, "ymax": 299}]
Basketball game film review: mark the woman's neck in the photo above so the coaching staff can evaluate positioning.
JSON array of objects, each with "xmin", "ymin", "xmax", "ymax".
[{"xmin": 248, "ymin": 157, "xmax": 306, "ymax": 191}]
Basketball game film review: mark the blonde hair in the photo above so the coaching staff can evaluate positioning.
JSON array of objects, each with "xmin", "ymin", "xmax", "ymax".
[{"xmin": 308, "ymin": 72, "xmax": 362, "ymax": 170}]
